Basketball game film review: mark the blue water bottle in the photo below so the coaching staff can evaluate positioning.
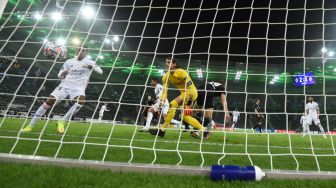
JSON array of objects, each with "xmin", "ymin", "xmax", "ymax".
[{"xmin": 210, "ymin": 165, "xmax": 265, "ymax": 181}]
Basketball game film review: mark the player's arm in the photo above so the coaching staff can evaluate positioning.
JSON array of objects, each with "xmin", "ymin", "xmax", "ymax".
[
  {"xmin": 220, "ymin": 93, "xmax": 230, "ymax": 118},
  {"xmin": 156, "ymin": 85, "xmax": 163, "ymax": 100},
  {"xmin": 85, "ymin": 61, "xmax": 103, "ymax": 74},
  {"xmin": 300, "ymin": 116, "xmax": 303, "ymax": 125},
  {"xmin": 58, "ymin": 61, "xmax": 69, "ymax": 79}
]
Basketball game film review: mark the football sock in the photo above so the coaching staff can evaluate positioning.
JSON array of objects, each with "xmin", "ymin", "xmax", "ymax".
[
  {"xmin": 63, "ymin": 103, "xmax": 83, "ymax": 121},
  {"xmin": 171, "ymin": 119, "xmax": 180, "ymax": 125},
  {"xmin": 318, "ymin": 125, "xmax": 325, "ymax": 133},
  {"xmin": 183, "ymin": 115, "xmax": 205, "ymax": 131},
  {"xmin": 29, "ymin": 102, "xmax": 51, "ymax": 128},
  {"xmin": 145, "ymin": 111, "xmax": 153, "ymax": 129}
]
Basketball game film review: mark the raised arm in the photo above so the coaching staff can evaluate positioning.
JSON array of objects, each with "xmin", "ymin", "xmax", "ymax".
[{"xmin": 93, "ymin": 65, "xmax": 103, "ymax": 74}]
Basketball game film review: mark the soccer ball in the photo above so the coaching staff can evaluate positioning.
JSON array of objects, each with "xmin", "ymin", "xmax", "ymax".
[{"xmin": 43, "ymin": 41, "xmax": 67, "ymax": 60}]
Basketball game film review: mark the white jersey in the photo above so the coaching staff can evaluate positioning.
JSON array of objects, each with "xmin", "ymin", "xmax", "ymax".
[
  {"xmin": 305, "ymin": 101, "xmax": 319, "ymax": 117},
  {"xmin": 99, "ymin": 105, "xmax": 108, "ymax": 114},
  {"xmin": 232, "ymin": 110, "xmax": 240, "ymax": 121},
  {"xmin": 58, "ymin": 57, "xmax": 102, "ymax": 90},
  {"xmin": 154, "ymin": 83, "xmax": 163, "ymax": 99}
]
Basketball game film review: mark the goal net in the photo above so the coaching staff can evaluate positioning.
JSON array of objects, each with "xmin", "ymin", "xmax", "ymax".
[{"xmin": 0, "ymin": 0, "xmax": 336, "ymax": 176}]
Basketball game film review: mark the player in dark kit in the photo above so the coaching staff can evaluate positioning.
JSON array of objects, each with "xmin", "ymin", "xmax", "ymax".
[
  {"xmin": 195, "ymin": 81, "xmax": 230, "ymax": 134},
  {"xmin": 253, "ymin": 98, "xmax": 263, "ymax": 133}
]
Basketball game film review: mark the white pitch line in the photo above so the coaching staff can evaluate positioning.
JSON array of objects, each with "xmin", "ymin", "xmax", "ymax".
[{"xmin": 0, "ymin": 129, "xmax": 334, "ymax": 152}]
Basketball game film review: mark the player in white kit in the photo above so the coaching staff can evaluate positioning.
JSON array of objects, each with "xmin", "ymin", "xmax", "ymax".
[
  {"xmin": 231, "ymin": 107, "xmax": 240, "ymax": 130},
  {"xmin": 141, "ymin": 78, "xmax": 180, "ymax": 131},
  {"xmin": 305, "ymin": 96, "xmax": 326, "ymax": 138},
  {"xmin": 300, "ymin": 113, "xmax": 309, "ymax": 136},
  {"xmin": 21, "ymin": 46, "xmax": 103, "ymax": 133},
  {"xmin": 98, "ymin": 103, "xmax": 109, "ymax": 122}
]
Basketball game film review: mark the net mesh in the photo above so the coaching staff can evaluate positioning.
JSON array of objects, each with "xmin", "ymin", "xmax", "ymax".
[{"xmin": 0, "ymin": 0, "xmax": 336, "ymax": 173}]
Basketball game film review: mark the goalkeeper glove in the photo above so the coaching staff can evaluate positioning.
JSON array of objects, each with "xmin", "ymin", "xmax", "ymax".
[{"xmin": 184, "ymin": 105, "xmax": 193, "ymax": 116}]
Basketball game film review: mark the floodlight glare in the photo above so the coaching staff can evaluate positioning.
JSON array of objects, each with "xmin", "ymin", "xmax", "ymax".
[
  {"xmin": 34, "ymin": 13, "xmax": 42, "ymax": 20},
  {"xmin": 334, "ymin": 68, "xmax": 336, "ymax": 72},
  {"xmin": 87, "ymin": 55, "xmax": 92, "ymax": 59},
  {"xmin": 328, "ymin": 51, "xmax": 334, "ymax": 57},
  {"xmin": 51, "ymin": 12, "xmax": 62, "ymax": 21},
  {"xmin": 43, "ymin": 38, "xmax": 48, "ymax": 43},
  {"xmin": 113, "ymin": 35, "xmax": 119, "ymax": 42},
  {"xmin": 321, "ymin": 47, "xmax": 327, "ymax": 53},
  {"xmin": 81, "ymin": 6, "xmax": 95, "ymax": 19},
  {"xmin": 104, "ymin": 39, "xmax": 111, "ymax": 44},
  {"xmin": 98, "ymin": 55, "xmax": 104, "ymax": 59},
  {"xmin": 72, "ymin": 38, "xmax": 80, "ymax": 45}
]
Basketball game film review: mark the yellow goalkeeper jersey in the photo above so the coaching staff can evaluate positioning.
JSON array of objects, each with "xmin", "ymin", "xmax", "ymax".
[{"xmin": 160, "ymin": 68, "xmax": 197, "ymax": 101}]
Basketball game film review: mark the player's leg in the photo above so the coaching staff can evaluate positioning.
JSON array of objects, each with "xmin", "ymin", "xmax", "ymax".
[
  {"xmin": 162, "ymin": 100, "xmax": 180, "ymax": 127},
  {"xmin": 21, "ymin": 96, "xmax": 57, "ymax": 132},
  {"xmin": 231, "ymin": 119, "xmax": 237, "ymax": 129},
  {"xmin": 143, "ymin": 107, "xmax": 155, "ymax": 131},
  {"xmin": 314, "ymin": 117, "xmax": 326, "ymax": 138},
  {"xmin": 254, "ymin": 116, "xmax": 262, "ymax": 133},
  {"xmin": 57, "ymin": 94, "xmax": 84, "ymax": 133},
  {"xmin": 22, "ymin": 85, "xmax": 67, "ymax": 132},
  {"xmin": 98, "ymin": 114, "xmax": 103, "ymax": 122}
]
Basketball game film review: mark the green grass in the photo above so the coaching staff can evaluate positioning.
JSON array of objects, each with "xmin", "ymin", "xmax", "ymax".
[
  {"xmin": 0, "ymin": 117, "xmax": 336, "ymax": 172},
  {"xmin": 1, "ymin": 162, "xmax": 336, "ymax": 188}
]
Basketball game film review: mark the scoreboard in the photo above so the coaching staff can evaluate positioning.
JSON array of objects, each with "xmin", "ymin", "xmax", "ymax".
[{"xmin": 293, "ymin": 72, "xmax": 315, "ymax": 86}]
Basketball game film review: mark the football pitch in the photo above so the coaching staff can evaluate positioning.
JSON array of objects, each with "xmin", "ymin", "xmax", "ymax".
[{"xmin": 0, "ymin": 117, "xmax": 335, "ymax": 172}]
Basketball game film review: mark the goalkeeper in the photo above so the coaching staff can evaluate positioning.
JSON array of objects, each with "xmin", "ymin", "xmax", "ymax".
[
  {"xmin": 21, "ymin": 46, "xmax": 103, "ymax": 134},
  {"xmin": 149, "ymin": 57, "xmax": 208, "ymax": 139}
]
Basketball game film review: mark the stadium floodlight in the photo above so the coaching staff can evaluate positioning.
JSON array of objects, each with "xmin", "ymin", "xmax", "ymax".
[
  {"xmin": 33, "ymin": 12, "xmax": 42, "ymax": 20},
  {"xmin": 104, "ymin": 38, "xmax": 111, "ymax": 44},
  {"xmin": 72, "ymin": 38, "xmax": 80, "ymax": 45},
  {"xmin": 321, "ymin": 47, "xmax": 327, "ymax": 53},
  {"xmin": 51, "ymin": 12, "xmax": 62, "ymax": 21},
  {"xmin": 113, "ymin": 35, "xmax": 119, "ymax": 42},
  {"xmin": 81, "ymin": 6, "xmax": 95, "ymax": 19},
  {"xmin": 235, "ymin": 70, "xmax": 242, "ymax": 80},
  {"xmin": 328, "ymin": 51, "xmax": 334, "ymax": 57},
  {"xmin": 197, "ymin": 69, "xmax": 203, "ymax": 78}
]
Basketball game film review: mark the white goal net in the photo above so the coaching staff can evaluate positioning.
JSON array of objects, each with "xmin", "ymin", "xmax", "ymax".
[{"xmin": 0, "ymin": 0, "xmax": 336, "ymax": 176}]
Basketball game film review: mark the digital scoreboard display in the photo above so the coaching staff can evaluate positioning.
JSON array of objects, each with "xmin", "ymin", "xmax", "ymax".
[{"xmin": 293, "ymin": 72, "xmax": 315, "ymax": 86}]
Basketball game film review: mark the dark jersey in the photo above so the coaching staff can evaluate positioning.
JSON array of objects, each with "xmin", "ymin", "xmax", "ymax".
[
  {"xmin": 197, "ymin": 82, "xmax": 226, "ymax": 108},
  {"xmin": 255, "ymin": 103, "xmax": 262, "ymax": 122},
  {"xmin": 255, "ymin": 104, "xmax": 261, "ymax": 113}
]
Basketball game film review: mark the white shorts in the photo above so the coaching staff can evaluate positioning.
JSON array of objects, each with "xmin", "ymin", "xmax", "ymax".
[
  {"xmin": 152, "ymin": 99, "xmax": 169, "ymax": 115},
  {"xmin": 99, "ymin": 113, "xmax": 103, "ymax": 117},
  {"xmin": 233, "ymin": 118, "xmax": 238, "ymax": 123},
  {"xmin": 50, "ymin": 85, "xmax": 85, "ymax": 100},
  {"xmin": 306, "ymin": 116, "xmax": 320, "ymax": 125}
]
